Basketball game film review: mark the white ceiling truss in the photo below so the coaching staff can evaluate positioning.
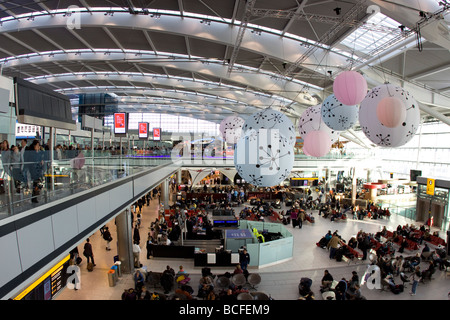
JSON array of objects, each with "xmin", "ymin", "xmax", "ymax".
[{"xmin": 0, "ymin": 0, "xmax": 449, "ymax": 132}]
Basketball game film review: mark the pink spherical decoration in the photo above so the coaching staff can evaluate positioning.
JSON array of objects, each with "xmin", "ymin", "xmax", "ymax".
[
  {"xmin": 303, "ymin": 130, "xmax": 332, "ymax": 158},
  {"xmin": 376, "ymin": 96, "xmax": 407, "ymax": 128},
  {"xmin": 333, "ymin": 71, "xmax": 368, "ymax": 106},
  {"xmin": 302, "ymin": 142, "xmax": 311, "ymax": 156}
]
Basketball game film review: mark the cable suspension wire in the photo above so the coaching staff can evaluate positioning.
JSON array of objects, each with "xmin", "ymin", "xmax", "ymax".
[{"xmin": 282, "ymin": 0, "xmax": 368, "ymax": 79}]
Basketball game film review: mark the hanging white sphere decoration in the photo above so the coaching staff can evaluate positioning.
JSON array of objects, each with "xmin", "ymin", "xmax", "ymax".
[
  {"xmin": 241, "ymin": 108, "xmax": 296, "ymax": 147},
  {"xmin": 234, "ymin": 128, "xmax": 294, "ymax": 187},
  {"xmin": 321, "ymin": 94, "xmax": 359, "ymax": 131},
  {"xmin": 359, "ymin": 84, "xmax": 420, "ymax": 147},
  {"xmin": 298, "ymin": 104, "xmax": 340, "ymax": 143},
  {"xmin": 219, "ymin": 115, "xmax": 245, "ymax": 144}
]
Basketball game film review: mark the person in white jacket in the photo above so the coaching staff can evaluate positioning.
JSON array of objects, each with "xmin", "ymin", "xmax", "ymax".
[{"xmin": 133, "ymin": 241, "xmax": 141, "ymax": 268}]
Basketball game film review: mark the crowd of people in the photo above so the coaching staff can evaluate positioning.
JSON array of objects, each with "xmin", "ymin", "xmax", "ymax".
[
  {"xmin": 316, "ymin": 222, "xmax": 448, "ymax": 297},
  {"xmin": 122, "ymin": 261, "xmax": 259, "ymax": 301},
  {"xmin": 1, "ymin": 139, "xmax": 53, "ymax": 202}
]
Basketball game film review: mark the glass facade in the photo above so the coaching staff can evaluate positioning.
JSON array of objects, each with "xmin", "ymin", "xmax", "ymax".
[
  {"xmin": 104, "ymin": 113, "xmax": 219, "ymax": 136},
  {"xmin": 347, "ymin": 122, "xmax": 450, "ymax": 180}
]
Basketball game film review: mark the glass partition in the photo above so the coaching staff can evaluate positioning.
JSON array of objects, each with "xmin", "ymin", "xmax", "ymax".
[{"xmin": 0, "ymin": 150, "xmax": 173, "ymax": 220}]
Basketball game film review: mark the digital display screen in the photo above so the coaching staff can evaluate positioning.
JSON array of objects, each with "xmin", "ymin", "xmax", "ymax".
[
  {"xmin": 153, "ymin": 127, "xmax": 161, "ymax": 141},
  {"xmin": 114, "ymin": 113, "xmax": 127, "ymax": 134},
  {"xmin": 213, "ymin": 219, "xmax": 238, "ymax": 228},
  {"xmin": 138, "ymin": 122, "xmax": 149, "ymax": 139}
]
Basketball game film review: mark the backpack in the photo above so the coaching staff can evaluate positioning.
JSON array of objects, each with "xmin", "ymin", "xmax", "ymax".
[
  {"xmin": 103, "ymin": 232, "xmax": 112, "ymax": 242},
  {"xmin": 391, "ymin": 284, "xmax": 404, "ymax": 294}
]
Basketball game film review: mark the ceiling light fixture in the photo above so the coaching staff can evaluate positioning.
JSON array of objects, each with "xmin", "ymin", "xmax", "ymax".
[{"xmin": 251, "ymin": 28, "xmax": 262, "ymax": 35}]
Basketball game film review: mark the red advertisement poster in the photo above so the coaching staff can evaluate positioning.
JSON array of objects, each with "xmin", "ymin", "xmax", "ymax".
[
  {"xmin": 153, "ymin": 128, "xmax": 161, "ymax": 141},
  {"xmin": 139, "ymin": 122, "xmax": 148, "ymax": 138},
  {"xmin": 114, "ymin": 113, "xmax": 126, "ymax": 134}
]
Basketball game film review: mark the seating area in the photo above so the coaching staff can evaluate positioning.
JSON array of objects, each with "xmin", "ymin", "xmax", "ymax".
[{"xmin": 132, "ymin": 265, "xmax": 267, "ymax": 300}]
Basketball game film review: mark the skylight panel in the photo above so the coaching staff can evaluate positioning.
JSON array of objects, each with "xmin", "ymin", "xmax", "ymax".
[{"xmin": 340, "ymin": 12, "xmax": 406, "ymax": 56}]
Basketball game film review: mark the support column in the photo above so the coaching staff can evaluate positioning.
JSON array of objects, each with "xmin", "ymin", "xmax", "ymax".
[
  {"xmin": 161, "ymin": 179, "xmax": 170, "ymax": 209},
  {"xmin": 325, "ymin": 168, "xmax": 330, "ymax": 192},
  {"xmin": 49, "ymin": 127, "xmax": 55, "ymax": 191},
  {"xmin": 351, "ymin": 167, "xmax": 357, "ymax": 206},
  {"xmin": 115, "ymin": 208, "xmax": 134, "ymax": 274},
  {"xmin": 91, "ymin": 128, "xmax": 94, "ymax": 156},
  {"xmin": 177, "ymin": 169, "xmax": 182, "ymax": 185}
]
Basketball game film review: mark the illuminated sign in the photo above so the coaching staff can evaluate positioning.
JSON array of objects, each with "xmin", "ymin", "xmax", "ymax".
[
  {"xmin": 14, "ymin": 255, "xmax": 70, "ymax": 300},
  {"xmin": 153, "ymin": 127, "xmax": 161, "ymax": 141},
  {"xmin": 426, "ymin": 178, "xmax": 435, "ymax": 196},
  {"xmin": 138, "ymin": 122, "xmax": 149, "ymax": 139},
  {"xmin": 15, "ymin": 122, "xmax": 42, "ymax": 139},
  {"xmin": 114, "ymin": 112, "xmax": 127, "ymax": 134}
]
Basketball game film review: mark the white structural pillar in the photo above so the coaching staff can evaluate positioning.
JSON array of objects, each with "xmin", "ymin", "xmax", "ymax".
[
  {"xmin": 161, "ymin": 179, "xmax": 170, "ymax": 209},
  {"xmin": 115, "ymin": 208, "xmax": 134, "ymax": 274},
  {"xmin": 177, "ymin": 169, "xmax": 182, "ymax": 185},
  {"xmin": 351, "ymin": 167, "xmax": 357, "ymax": 206}
]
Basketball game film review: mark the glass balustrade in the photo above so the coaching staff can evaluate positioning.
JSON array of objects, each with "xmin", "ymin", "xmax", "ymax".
[
  {"xmin": 0, "ymin": 151, "xmax": 173, "ymax": 220},
  {"xmin": 0, "ymin": 147, "xmax": 370, "ymax": 221}
]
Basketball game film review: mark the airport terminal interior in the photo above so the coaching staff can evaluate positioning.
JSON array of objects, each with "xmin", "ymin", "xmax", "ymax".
[{"xmin": 0, "ymin": 0, "xmax": 450, "ymax": 302}]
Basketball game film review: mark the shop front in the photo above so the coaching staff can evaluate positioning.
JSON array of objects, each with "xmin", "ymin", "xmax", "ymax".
[{"xmin": 416, "ymin": 177, "xmax": 450, "ymax": 234}]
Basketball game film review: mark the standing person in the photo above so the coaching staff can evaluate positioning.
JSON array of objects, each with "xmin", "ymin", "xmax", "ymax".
[
  {"xmin": 133, "ymin": 269, "xmax": 145, "ymax": 293},
  {"xmin": 133, "ymin": 241, "xmax": 141, "ymax": 268},
  {"xmin": 240, "ymin": 248, "xmax": 250, "ymax": 271},
  {"xmin": 327, "ymin": 233, "xmax": 341, "ymax": 260},
  {"xmin": 291, "ymin": 209, "xmax": 298, "ymax": 228},
  {"xmin": 146, "ymin": 232, "xmax": 154, "ymax": 259},
  {"xmin": 360, "ymin": 234, "xmax": 370, "ymax": 261},
  {"xmin": 409, "ymin": 266, "xmax": 422, "ymax": 296},
  {"xmin": 27, "ymin": 140, "xmax": 45, "ymax": 203},
  {"xmin": 83, "ymin": 238, "xmax": 95, "ymax": 268},
  {"xmin": 137, "ymin": 199, "xmax": 143, "ymax": 213},
  {"xmin": 19, "ymin": 139, "xmax": 28, "ymax": 188},
  {"xmin": 102, "ymin": 227, "xmax": 112, "ymax": 251},
  {"xmin": 10, "ymin": 145, "xmax": 22, "ymax": 192},
  {"xmin": 335, "ymin": 278, "xmax": 348, "ymax": 300},
  {"xmin": 136, "ymin": 212, "xmax": 142, "ymax": 228},
  {"xmin": 133, "ymin": 225, "xmax": 141, "ymax": 245},
  {"xmin": 349, "ymin": 271, "xmax": 359, "ymax": 289},
  {"xmin": 1, "ymin": 140, "xmax": 11, "ymax": 177}
]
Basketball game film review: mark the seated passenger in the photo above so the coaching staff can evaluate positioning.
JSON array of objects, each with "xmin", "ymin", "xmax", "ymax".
[{"xmin": 233, "ymin": 264, "xmax": 244, "ymax": 275}]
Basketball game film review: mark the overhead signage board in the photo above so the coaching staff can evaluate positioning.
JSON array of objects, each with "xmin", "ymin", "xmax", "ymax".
[
  {"xmin": 138, "ymin": 122, "xmax": 149, "ymax": 139},
  {"xmin": 426, "ymin": 178, "xmax": 435, "ymax": 196},
  {"xmin": 114, "ymin": 112, "xmax": 127, "ymax": 135},
  {"xmin": 153, "ymin": 127, "xmax": 161, "ymax": 141}
]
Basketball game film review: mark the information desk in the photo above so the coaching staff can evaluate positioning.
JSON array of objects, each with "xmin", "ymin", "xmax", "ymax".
[
  {"xmin": 151, "ymin": 245, "xmax": 195, "ymax": 259},
  {"xmin": 194, "ymin": 251, "xmax": 240, "ymax": 267}
]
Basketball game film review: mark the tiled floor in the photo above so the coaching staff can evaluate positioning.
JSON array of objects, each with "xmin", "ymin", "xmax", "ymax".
[{"xmin": 55, "ymin": 192, "xmax": 450, "ymax": 301}]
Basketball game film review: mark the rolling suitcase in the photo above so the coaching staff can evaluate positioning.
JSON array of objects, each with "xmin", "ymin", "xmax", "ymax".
[{"xmin": 87, "ymin": 262, "xmax": 94, "ymax": 272}]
